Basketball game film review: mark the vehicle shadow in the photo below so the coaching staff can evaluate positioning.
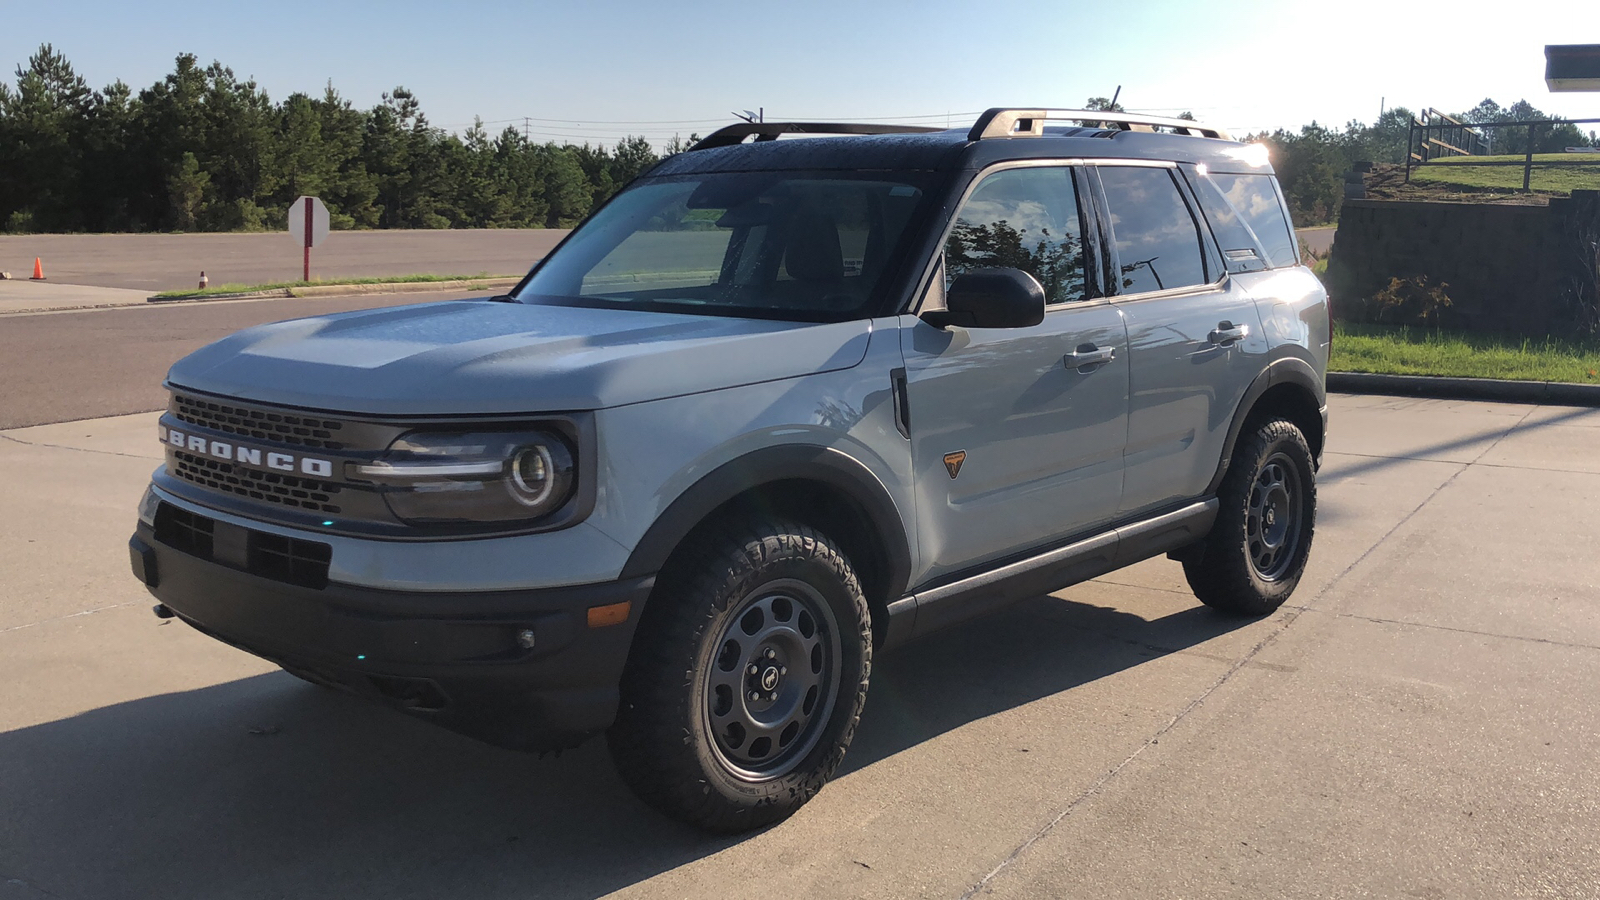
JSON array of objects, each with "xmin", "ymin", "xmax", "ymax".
[{"xmin": 0, "ymin": 592, "xmax": 1249, "ymax": 900}]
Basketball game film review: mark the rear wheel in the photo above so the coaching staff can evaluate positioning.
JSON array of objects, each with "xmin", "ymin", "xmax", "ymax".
[
  {"xmin": 608, "ymin": 519, "xmax": 871, "ymax": 832},
  {"xmin": 1184, "ymin": 418, "xmax": 1316, "ymax": 614}
]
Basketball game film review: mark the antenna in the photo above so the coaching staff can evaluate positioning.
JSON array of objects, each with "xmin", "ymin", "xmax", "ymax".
[{"xmin": 1109, "ymin": 85, "xmax": 1122, "ymax": 108}]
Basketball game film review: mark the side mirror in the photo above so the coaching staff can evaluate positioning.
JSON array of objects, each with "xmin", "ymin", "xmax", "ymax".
[{"xmin": 921, "ymin": 268, "xmax": 1046, "ymax": 329}]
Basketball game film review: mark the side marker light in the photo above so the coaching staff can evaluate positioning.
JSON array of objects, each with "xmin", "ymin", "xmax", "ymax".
[{"xmin": 587, "ymin": 601, "xmax": 632, "ymax": 628}]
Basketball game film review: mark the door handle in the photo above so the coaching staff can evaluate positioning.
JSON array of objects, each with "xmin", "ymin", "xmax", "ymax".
[
  {"xmin": 1064, "ymin": 344, "xmax": 1116, "ymax": 372},
  {"xmin": 1209, "ymin": 322, "xmax": 1249, "ymax": 346}
]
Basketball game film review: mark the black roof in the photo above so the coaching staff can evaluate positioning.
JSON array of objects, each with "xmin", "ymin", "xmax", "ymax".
[{"xmin": 650, "ymin": 123, "xmax": 1275, "ymax": 179}]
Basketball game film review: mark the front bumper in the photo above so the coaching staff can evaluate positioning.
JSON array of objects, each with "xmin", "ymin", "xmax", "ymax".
[{"xmin": 130, "ymin": 515, "xmax": 653, "ymax": 752}]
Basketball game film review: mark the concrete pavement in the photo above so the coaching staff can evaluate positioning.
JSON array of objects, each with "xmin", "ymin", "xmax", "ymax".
[
  {"xmin": 0, "ymin": 280, "xmax": 150, "ymax": 315},
  {"xmin": 2, "ymin": 394, "xmax": 1597, "ymax": 898}
]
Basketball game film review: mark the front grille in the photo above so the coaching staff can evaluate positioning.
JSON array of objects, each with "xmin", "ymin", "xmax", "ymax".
[
  {"xmin": 172, "ymin": 394, "xmax": 346, "ymax": 450},
  {"xmin": 154, "ymin": 502, "xmax": 332, "ymax": 589},
  {"xmin": 172, "ymin": 450, "xmax": 343, "ymax": 514}
]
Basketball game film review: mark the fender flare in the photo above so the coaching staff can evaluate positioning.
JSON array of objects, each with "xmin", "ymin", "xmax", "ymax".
[
  {"xmin": 1206, "ymin": 356, "xmax": 1326, "ymax": 495},
  {"xmin": 618, "ymin": 444, "xmax": 913, "ymax": 602}
]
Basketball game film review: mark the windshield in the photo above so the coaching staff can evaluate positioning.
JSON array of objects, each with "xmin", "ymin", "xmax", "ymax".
[{"xmin": 512, "ymin": 171, "xmax": 933, "ymax": 321}]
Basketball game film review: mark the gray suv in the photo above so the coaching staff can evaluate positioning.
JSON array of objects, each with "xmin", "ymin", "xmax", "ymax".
[{"xmin": 129, "ymin": 108, "xmax": 1329, "ymax": 832}]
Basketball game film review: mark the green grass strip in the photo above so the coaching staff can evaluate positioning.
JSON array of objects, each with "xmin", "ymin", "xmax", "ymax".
[
  {"xmin": 1410, "ymin": 153, "xmax": 1600, "ymax": 194},
  {"xmin": 152, "ymin": 272, "xmax": 511, "ymax": 300},
  {"xmin": 1332, "ymin": 322, "xmax": 1600, "ymax": 383}
]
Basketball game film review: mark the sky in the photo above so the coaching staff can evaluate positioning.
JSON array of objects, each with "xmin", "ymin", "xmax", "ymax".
[{"xmin": 5, "ymin": 0, "xmax": 1599, "ymax": 147}]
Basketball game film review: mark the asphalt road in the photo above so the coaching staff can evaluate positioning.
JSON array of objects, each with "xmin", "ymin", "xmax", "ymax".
[
  {"xmin": 0, "ymin": 292, "xmax": 454, "ymax": 429},
  {"xmin": 1299, "ymin": 225, "xmax": 1335, "ymax": 256},
  {"xmin": 0, "ymin": 229, "xmax": 570, "ymax": 293},
  {"xmin": 1, "ymin": 303, "xmax": 1596, "ymax": 898},
  {"xmin": 0, "ymin": 225, "xmax": 1332, "ymax": 297}
]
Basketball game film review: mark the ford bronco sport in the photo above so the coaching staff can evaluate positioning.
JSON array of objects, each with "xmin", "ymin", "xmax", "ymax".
[{"xmin": 129, "ymin": 108, "xmax": 1329, "ymax": 832}]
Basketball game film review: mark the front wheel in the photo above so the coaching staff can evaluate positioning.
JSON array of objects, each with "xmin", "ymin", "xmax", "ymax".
[
  {"xmin": 607, "ymin": 519, "xmax": 871, "ymax": 832},
  {"xmin": 1184, "ymin": 418, "xmax": 1316, "ymax": 614}
]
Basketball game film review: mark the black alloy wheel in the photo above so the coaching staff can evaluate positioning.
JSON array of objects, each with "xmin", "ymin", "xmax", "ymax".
[
  {"xmin": 1183, "ymin": 417, "xmax": 1316, "ymax": 615},
  {"xmin": 609, "ymin": 519, "xmax": 871, "ymax": 832}
]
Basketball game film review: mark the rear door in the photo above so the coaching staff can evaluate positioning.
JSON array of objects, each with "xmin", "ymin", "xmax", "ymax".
[
  {"xmin": 900, "ymin": 164, "xmax": 1129, "ymax": 587},
  {"xmin": 1090, "ymin": 162, "xmax": 1267, "ymax": 516}
]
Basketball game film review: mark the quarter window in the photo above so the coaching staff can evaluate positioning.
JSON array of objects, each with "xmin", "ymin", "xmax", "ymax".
[
  {"xmin": 1209, "ymin": 173, "xmax": 1297, "ymax": 269},
  {"xmin": 1097, "ymin": 166, "xmax": 1209, "ymax": 295},
  {"xmin": 945, "ymin": 167, "xmax": 1088, "ymax": 305}
]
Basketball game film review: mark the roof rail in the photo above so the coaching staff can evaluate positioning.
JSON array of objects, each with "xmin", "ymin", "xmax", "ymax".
[
  {"xmin": 689, "ymin": 122, "xmax": 944, "ymax": 151},
  {"xmin": 968, "ymin": 108, "xmax": 1234, "ymax": 142}
]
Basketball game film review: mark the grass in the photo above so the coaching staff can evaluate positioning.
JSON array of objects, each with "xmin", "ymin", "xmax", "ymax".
[
  {"xmin": 151, "ymin": 272, "xmax": 511, "ymax": 300},
  {"xmin": 1332, "ymin": 322, "xmax": 1600, "ymax": 383},
  {"xmin": 1410, "ymin": 153, "xmax": 1600, "ymax": 194}
]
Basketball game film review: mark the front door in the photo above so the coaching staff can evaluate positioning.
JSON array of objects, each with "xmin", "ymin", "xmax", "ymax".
[{"xmin": 900, "ymin": 164, "xmax": 1130, "ymax": 588}]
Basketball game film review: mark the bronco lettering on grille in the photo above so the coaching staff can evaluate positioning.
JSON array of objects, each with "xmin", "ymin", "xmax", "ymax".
[{"xmin": 159, "ymin": 423, "xmax": 335, "ymax": 478}]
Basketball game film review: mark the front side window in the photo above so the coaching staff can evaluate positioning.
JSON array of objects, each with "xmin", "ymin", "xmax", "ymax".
[
  {"xmin": 945, "ymin": 166, "xmax": 1088, "ymax": 305},
  {"xmin": 513, "ymin": 172, "xmax": 930, "ymax": 322},
  {"xmin": 1097, "ymin": 166, "xmax": 1209, "ymax": 295}
]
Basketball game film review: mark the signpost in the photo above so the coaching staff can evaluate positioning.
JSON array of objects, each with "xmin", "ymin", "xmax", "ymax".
[{"xmin": 287, "ymin": 196, "xmax": 330, "ymax": 281}]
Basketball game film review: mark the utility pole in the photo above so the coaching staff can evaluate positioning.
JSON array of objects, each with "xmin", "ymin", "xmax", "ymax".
[{"xmin": 524, "ymin": 117, "xmax": 530, "ymax": 142}]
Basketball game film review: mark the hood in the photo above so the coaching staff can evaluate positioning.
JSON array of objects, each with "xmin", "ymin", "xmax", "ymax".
[{"xmin": 166, "ymin": 300, "xmax": 873, "ymax": 415}]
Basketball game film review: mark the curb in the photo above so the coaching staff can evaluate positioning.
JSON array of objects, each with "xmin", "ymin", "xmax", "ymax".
[
  {"xmin": 146, "ymin": 277, "xmax": 520, "ymax": 304},
  {"xmin": 1329, "ymin": 372, "xmax": 1600, "ymax": 407}
]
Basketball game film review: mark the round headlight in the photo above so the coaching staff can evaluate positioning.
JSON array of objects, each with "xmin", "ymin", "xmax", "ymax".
[{"xmin": 510, "ymin": 443, "xmax": 572, "ymax": 507}]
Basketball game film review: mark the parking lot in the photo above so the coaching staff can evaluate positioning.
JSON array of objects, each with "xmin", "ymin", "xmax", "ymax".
[{"xmin": 1, "ymin": 289, "xmax": 1596, "ymax": 899}]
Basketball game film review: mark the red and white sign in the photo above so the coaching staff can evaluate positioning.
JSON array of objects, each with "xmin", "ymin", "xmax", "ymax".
[{"xmin": 288, "ymin": 196, "xmax": 330, "ymax": 281}]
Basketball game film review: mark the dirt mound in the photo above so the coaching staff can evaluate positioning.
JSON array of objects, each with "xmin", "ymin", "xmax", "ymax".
[{"xmin": 1362, "ymin": 164, "xmax": 1549, "ymax": 206}]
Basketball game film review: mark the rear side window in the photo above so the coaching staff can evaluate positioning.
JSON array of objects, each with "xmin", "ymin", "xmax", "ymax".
[
  {"xmin": 945, "ymin": 166, "xmax": 1089, "ymax": 305},
  {"xmin": 1097, "ymin": 166, "xmax": 1209, "ymax": 295},
  {"xmin": 1209, "ymin": 173, "xmax": 1297, "ymax": 269}
]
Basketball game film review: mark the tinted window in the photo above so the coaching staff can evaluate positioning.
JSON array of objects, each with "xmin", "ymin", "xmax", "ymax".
[
  {"xmin": 1184, "ymin": 166, "xmax": 1270, "ymax": 275},
  {"xmin": 1097, "ymin": 166, "xmax": 1208, "ymax": 295},
  {"xmin": 516, "ymin": 172, "xmax": 928, "ymax": 322},
  {"xmin": 1209, "ymin": 173, "xmax": 1297, "ymax": 269},
  {"xmin": 945, "ymin": 167, "xmax": 1088, "ymax": 305}
]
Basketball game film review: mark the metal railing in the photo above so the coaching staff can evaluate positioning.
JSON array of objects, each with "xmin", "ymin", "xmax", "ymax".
[{"xmin": 1405, "ymin": 111, "xmax": 1600, "ymax": 192}]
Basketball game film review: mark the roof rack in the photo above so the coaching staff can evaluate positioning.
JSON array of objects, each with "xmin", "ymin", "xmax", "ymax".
[
  {"xmin": 968, "ymin": 108, "xmax": 1234, "ymax": 142},
  {"xmin": 689, "ymin": 122, "xmax": 944, "ymax": 151}
]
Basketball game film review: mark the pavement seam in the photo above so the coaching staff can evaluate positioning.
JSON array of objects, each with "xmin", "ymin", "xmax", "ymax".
[
  {"xmin": 0, "ymin": 602, "xmax": 141, "ymax": 637},
  {"xmin": 959, "ymin": 404, "xmax": 1542, "ymax": 899},
  {"xmin": 1290, "ymin": 607, "xmax": 1600, "ymax": 652},
  {"xmin": 0, "ymin": 431, "xmax": 162, "ymax": 461},
  {"xmin": 1084, "ymin": 576, "xmax": 1192, "ymax": 596},
  {"xmin": 1325, "ymin": 449, "xmax": 1596, "ymax": 478}
]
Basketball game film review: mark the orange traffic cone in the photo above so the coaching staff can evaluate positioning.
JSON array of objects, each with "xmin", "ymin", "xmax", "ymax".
[
  {"xmin": 198, "ymin": 271, "xmax": 209, "ymax": 289},
  {"xmin": 30, "ymin": 257, "xmax": 44, "ymax": 280}
]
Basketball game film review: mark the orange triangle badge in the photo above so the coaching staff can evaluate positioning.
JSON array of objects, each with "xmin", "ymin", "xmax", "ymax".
[{"xmin": 943, "ymin": 451, "xmax": 967, "ymax": 479}]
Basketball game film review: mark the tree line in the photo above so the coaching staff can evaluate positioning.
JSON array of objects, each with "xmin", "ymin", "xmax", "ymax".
[
  {"xmin": 2, "ymin": 43, "xmax": 1596, "ymax": 235},
  {"xmin": 0, "ymin": 45, "xmax": 684, "ymax": 233},
  {"xmin": 1255, "ymin": 100, "xmax": 1597, "ymax": 226}
]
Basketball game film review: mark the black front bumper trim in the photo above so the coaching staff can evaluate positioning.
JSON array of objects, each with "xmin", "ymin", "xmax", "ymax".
[{"xmin": 131, "ymin": 524, "xmax": 654, "ymax": 752}]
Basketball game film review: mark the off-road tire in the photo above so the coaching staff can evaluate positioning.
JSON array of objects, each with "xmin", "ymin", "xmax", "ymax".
[
  {"xmin": 1184, "ymin": 418, "xmax": 1316, "ymax": 614},
  {"xmin": 607, "ymin": 519, "xmax": 872, "ymax": 832}
]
